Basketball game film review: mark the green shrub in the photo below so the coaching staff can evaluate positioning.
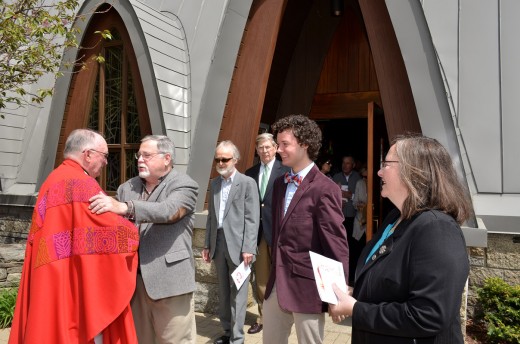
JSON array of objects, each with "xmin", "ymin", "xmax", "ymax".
[
  {"xmin": 0, "ymin": 288, "xmax": 17, "ymax": 329},
  {"xmin": 476, "ymin": 277, "xmax": 520, "ymax": 343}
]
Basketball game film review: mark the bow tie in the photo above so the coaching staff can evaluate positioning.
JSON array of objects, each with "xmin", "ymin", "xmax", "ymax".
[{"xmin": 284, "ymin": 172, "xmax": 303, "ymax": 186}]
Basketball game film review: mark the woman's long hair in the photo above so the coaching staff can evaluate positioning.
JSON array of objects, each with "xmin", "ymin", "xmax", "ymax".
[{"xmin": 394, "ymin": 135, "xmax": 473, "ymax": 224}]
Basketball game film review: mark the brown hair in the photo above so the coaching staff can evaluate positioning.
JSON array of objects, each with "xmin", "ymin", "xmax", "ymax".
[
  {"xmin": 394, "ymin": 135, "xmax": 473, "ymax": 224},
  {"xmin": 271, "ymin": 115, "xmax": 322, "ymax": 160}
]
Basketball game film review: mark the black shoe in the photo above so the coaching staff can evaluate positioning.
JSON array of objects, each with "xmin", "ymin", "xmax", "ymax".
[
  {"xmin": 213, "ymin": 335, "xmax": 230, "ymax": 344},
  {"xmin": 247, "ymin": 322, "xmax": 263, "ymax": 334}
]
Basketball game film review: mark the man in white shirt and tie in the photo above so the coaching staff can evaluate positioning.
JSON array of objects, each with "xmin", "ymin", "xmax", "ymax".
[{"xmin": 245, "ymin": 133, "xmax": 289, "ymax": 334}]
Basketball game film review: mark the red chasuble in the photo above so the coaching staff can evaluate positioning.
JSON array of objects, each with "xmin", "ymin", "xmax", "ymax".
[{"xmin": 9, "ymin": 160, "xmax": 139, "ymax": 344}]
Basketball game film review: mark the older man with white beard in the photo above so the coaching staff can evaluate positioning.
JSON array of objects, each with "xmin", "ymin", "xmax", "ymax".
[
  {"xmin": 89, "ymin": 135, "xmax": 199, "ymax": 344},
  {"xmin": 203, "ymin": 140, "xmax": 260, "ymax": 344}
]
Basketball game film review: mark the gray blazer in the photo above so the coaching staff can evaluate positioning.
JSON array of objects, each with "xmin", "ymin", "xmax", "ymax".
[
  {"xmin": 205, "ymin": 171, "xmax": 260, "ymax": 266},
  {"xmin": 117, "ymin": 169, "xmax": 199, "ymax": 300}
]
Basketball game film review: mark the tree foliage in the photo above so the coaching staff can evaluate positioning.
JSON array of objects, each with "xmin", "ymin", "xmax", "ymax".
[{"xmin": 0, "ymin": 0, "xmax": 81, "ymax": 114}]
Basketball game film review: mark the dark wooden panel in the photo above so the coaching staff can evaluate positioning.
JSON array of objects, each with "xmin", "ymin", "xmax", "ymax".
[
  {"xmin": 309, "ymin": 91, "xmax": 381, "ymax": 119},
  {"xmin": 261, "ymin": 0, "xmax": 313, "ymax": 126},
  {"xmin": 316, "ymin": 3, "xmax": 377, "ymax": 95},
  {"xmin": 347, "ymin": 9, "xmax": 360, "ymax": 92}
]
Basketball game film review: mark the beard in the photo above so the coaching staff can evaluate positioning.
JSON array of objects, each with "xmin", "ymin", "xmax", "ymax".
[
  {"xmin": 138, "ymin": 165, "xmax": 150, "ymax": 178},
  {"xmin": 216, "ymin": 165, "xmax": 234, "ymax": 177}
]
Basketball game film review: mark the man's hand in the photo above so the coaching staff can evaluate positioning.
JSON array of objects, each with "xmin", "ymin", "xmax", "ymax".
[
  {"xmin": 242, "ymin": 253, "xmax": 253, "ymax": 267},
  {"xmin": 89, "ymin": 192, "xmax": 127, "ymax": 215},
  {"xmin": 202, "ymin": 248, "xmax": 211, "ymax": 263},
  {"xmin": 341, "ymin": 190, "xmax": 353, "ymax": 200}
]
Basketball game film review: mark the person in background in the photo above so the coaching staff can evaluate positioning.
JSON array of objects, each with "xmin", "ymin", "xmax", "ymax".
[
  {"xmin": 203, "ymin": 140, "xmax": 260, "ymax": 344},
  {"xmin": 245, "ymin": 133, "xmax": 290, "ymax": 335},
  {"xmin": 263, "ymin": 115, "xmax": 349, "ymax": 344},
  {"xmin": 352, "ymin": 167, "xmax": 368, "ymax": 252},
  {"xmin": 333, "ymin": 155, "xmax": 361, "ymax": 284},
  {"xmin": 89, "ymin": 135, "xmax": 199, "ymax": 344},
  {"xmin": 316, "ymin": 156, "xmax": 333, "ymax": 179},
  {"xmin": 9, "ymin": 129, "xmax": 139, "ymax": 344},
  {"xmin": 329, "ymin": 135, "xmax": 473, "ymax": 344}
]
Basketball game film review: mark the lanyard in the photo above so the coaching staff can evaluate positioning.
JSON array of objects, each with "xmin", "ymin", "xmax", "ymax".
[{"xmin": 365, "ymin": 221, "xmax": 398, "ymax": 264}]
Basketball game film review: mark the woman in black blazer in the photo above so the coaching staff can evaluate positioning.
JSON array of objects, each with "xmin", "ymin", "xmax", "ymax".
[{"xmin": 329, "ymin": 135, "xmax": 473, "ymax": 344}]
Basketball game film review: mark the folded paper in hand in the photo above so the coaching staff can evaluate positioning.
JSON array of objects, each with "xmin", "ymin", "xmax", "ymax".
[
  {"xmin": 231, "ymin": 261, "xmax": 251, "ymax": 290},
  {"xmin": 309, "ymin": 251, "xmax": 347, "ymax": 304}
]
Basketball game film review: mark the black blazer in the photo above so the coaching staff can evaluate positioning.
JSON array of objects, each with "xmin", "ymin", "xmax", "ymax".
[
  {"xmin": 351, "ymin": 209, "xmax": 469, "ymax": 344},
  {"xmin": 245, "ymin": 159, "xmax": 289, "ymax": 246}
]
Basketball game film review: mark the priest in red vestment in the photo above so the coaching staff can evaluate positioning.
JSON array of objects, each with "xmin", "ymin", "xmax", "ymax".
[{"xmin": 9, "ymin": 129, "xmax": 139, "ymax": 344}]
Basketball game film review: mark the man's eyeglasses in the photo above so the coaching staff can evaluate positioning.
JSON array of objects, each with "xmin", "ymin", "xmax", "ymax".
[
  {"xmin": 257, "ymin": 145, "xmax": 274, "ymax": 152},
  {"xmin": 381, "ymin": 160, "xmax": 399, "ymax": 168},
  {"xmin": 87, "ymin": 149, "xmax": 109, "ymax": 160},
  {"xmin": 135, "ymin": 152, "xmax": 165, "ymax": 161},
  {"xmin": 214, "ymin": 157, "xmax": 233, "ymax": 164}
]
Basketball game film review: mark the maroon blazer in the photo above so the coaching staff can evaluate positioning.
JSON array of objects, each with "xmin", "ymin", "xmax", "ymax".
[{"xmin": 265, "ymin": 164, "xmax": 349, "ymax": 314}]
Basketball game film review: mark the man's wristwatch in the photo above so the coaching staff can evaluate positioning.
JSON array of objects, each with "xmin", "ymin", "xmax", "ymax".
[{"xmin": 125, "ymin": 201, "xmax": 135, "ymax": 220}]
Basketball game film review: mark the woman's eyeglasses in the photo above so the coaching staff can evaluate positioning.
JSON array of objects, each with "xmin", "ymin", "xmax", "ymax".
[{"xmin": 381, "ymin": 160, "xmax": 399, "ymax": 168}]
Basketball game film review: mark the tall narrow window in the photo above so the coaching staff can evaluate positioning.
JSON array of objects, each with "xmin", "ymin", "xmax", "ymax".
[
  {"xmin": 87, "ymin": 29, "xmax": 141, "ymax": 192},
  {"xmin": 57, "ymin": 6, "xmax": 151, "ymax": 194}
]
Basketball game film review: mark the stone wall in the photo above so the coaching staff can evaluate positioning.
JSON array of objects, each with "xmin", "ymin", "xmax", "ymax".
[
  {"xmin": 467, "ymin": 233, "xmax": 520, "ymax": 316},
  {"xmin": 0, "ymin": 200, "xmax": 32, "ymax": 289},
  {"xmin": 0, "ymin": 208, "xmax": 254, "ymax": 314},
  {"xmin": 0, "ymin": 198, "xmax": 33, "ymax": 244},
  {"xmin": 2, "ymin": 203, "xmax": 518, "ymax": 316},
  {"xmin": 0, "ymin": 244, "xmax": 25, "ymax": 289}
]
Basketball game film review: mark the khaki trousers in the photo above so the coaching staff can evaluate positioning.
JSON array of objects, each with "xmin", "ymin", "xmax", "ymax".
[
  {"xmin": 253, "ymin": 236, "xmax": 271, "ymax": 324},
  {"xmin": 263, "ymin": 286, "xmax": 325, "ymax": 344},
  {"xmin": 131, "ymin": 274, "xmax": 196, "ymax": 344}
]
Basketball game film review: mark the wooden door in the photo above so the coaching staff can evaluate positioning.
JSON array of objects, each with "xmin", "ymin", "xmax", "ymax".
[{"xmin": 366, "ymin": 102, "xmax": 388, "ymax": 241}]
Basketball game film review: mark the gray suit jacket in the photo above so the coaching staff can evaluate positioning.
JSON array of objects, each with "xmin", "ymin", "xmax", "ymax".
[
  {"xmin": 117, "ymin": 169, "xmax": 199, "ymax": 300},
  {"xmin": 205, "ymin": 171, "xmax": 260, "ymax": 266}
]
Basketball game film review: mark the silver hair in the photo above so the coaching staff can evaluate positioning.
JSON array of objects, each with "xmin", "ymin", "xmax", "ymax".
[
  {"xmin": 64, "ymin": 129, "xmax": 103, "ymax": 158},
  {"xmin": 141, "ymin": 135, "xmax": 175, "ymax": 166},
  {"xmin": 255, "ymin": 133, "xmax": 276, "ymax": 147},
  {"xmin": 216, "ymin": 140, "xmax": 241, "ymax": 160}
]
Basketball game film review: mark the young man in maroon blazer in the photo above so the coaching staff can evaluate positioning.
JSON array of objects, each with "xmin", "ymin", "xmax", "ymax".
[{"xmin": 263, "ymin": 115, "xmax": 349, "ymax": 344}]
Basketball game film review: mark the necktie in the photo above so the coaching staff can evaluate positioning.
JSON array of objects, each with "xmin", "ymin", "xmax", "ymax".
[
  {"xmin": 284, "ymin": 172, "xmax": 303, "ymax": 187},
  {"xmin": 260, "ymin": 164, "xmax": 269, "ymax": 199}
]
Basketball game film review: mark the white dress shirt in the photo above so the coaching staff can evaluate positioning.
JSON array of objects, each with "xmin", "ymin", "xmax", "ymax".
[
  {"xmin": 218, "ymin": 170, "xmax": 236, "ymax": 228},
  {"xmin": 284, "ymin": 162, "xmax": 315, "ymax": 215}
]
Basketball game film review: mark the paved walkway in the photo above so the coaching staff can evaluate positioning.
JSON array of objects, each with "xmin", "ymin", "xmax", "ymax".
[{"xmin": 0, "ymin": 305, "xmax": 352, "ymax": 344}]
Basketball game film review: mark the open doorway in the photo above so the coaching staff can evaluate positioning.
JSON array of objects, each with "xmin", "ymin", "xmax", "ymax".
[
  {"xmin": 317, "ymin": 115, "xmax": 392, "ymax": 237},
  {"xmin": 317, "ymin": 118, "xmax": 368, "ymax": 177}
]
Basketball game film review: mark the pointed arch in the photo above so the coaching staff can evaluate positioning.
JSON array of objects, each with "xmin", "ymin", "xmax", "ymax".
[{"xmin": 56, "ymin": 5, "xmax": 151, "ymax": 192}]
